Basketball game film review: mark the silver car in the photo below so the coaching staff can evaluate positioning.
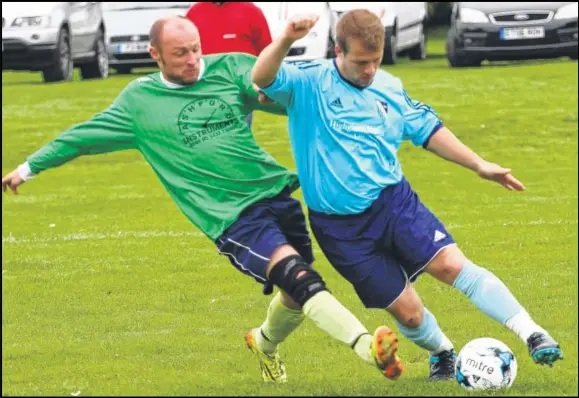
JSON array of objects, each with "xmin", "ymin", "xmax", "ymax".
[{"xmin": 2, "ymin": 2, "xmax": 109, "ymax": 82}]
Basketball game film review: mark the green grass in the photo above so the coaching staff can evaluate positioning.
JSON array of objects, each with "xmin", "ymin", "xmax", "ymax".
[{"xmin": 2, "ymin": 34, "xmax": 578, "ymax": 396}]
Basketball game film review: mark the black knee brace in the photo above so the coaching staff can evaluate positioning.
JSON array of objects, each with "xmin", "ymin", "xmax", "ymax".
[{"xmin": 267, "ymin": 255, "xmax": 328, "ymax": 306}]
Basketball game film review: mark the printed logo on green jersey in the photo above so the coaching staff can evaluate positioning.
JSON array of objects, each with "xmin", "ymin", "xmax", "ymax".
[{"xmin": 178, "ymin": 98, "xmax": 241, "ymax": 147}]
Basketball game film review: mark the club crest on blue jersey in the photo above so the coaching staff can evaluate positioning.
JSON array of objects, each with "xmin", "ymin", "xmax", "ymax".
[{"xmin": 376, "ymin": 100, "xmax": 389, "ymax": 121}]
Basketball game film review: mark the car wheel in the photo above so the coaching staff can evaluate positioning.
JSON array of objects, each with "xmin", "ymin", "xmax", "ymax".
[
  {"xmin": 382, "ymin": 27, "xmax": 397, "ymax": 65},
  {"xmin": 326, "ymin": 35, "xmax": 336, "ymax": 59},
  {"xmin": 408, "ymin": 23, "xmax": 427, "ymax": 61},
  {"xmin": 80, "ymin": 30, "xmax": 109, "ymax": 80},
  {"xmin": 446, "ymin": 31, "xmax": 481, "ymax": 68},
  {"xmin": 42, "ymin": 28, "xmax": 73, "ymax": 83},
  {"xmin": 114, "ymin": 66, "xmax": 133, "ymax": 74}
]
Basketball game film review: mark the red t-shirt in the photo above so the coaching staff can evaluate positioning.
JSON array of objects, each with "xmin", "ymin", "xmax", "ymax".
[{"xmin": 186, "ymin": 2, "xmax": 273, "ymax": 56}]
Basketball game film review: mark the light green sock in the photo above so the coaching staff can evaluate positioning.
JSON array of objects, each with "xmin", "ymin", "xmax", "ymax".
[
  {"xmin": 302, "ymin": 290, "xmax": 375, "ymax": 366},
  {"xmin": 255, "ymin": 292, "xmax": 305, "ymax": 354},
  {"xmin": 352, "ymin": 334, "xmax": 375, "ymax": 365}
]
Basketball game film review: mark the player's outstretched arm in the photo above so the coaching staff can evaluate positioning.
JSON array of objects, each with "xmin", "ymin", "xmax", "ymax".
[
  {"xmin": 2, "ymin": 97, "xmax": 137, "ymax": 196},
  {"xmin": 425, "ymin": 126, "xmax": 525, "ymax": 191},
  {"xmin": 252, "ymin": 14, "xmax": 319, "ymax": 88}
]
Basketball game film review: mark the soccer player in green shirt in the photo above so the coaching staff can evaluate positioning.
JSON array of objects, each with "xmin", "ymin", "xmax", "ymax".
[{"xmin": 2, "ymin": 16, "xmax": 404, "ymax": 383}]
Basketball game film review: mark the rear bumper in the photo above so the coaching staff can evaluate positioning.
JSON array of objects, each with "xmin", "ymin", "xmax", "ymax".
[
  {"xmin": 454, "ymin": 18, "xmax": 578, "ymax": 60},
  {"xmin": 2, "ymin": 39, "xmax": 57, "ymax": 70},
  {"xmin": 461, "ymin": 41, "xmax": 577, "ymax": 60},
  {"xmin": 2, "ymin": 28, "xmax": 60, "ymax": 69},
  {"xmin": 107, "ymin": 44, "xmax": 156, "ymax": 68},
  {"xmin": 108, "ymin": 55, "xmax": 157, "ymax": 68}
]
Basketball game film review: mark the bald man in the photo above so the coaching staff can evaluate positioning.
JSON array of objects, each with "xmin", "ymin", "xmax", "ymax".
[{"xmin": 2, "ymin": 16, "xmax": 404, "ymax": 384}]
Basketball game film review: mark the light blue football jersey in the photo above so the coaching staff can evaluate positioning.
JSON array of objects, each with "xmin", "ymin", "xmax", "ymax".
[{"xmin": 261, "ymin": 59, "xmax": 443, "ymax": 215}]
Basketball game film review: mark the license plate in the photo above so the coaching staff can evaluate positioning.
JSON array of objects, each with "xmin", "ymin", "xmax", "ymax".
[
  {"xmin": 115, "ymin": 41, "xmax": 149, "ymax": 54},
  {"xmin": 500, "ymin": 26, "xmax": 545, "ymax": 40}
]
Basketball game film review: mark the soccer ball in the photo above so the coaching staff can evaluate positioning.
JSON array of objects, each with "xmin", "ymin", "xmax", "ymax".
[{"xmin": 455, "ymin": 337, "xmax": 518, "ymax": 391}]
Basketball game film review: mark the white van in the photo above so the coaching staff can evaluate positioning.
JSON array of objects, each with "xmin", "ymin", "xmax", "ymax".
[
  {"xmin": 102, "ymin": 2, "xmax": 192, "ymax": 74},
  {"xmin": 329, "ymin": 2, "xmax": 428, "ymax": 64},
  {"xmin": 255, "ymin": 2, "xmax": 428, "ymax": 63}
]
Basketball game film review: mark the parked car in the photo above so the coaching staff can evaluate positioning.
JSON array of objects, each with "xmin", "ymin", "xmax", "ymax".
[
  {"xmin": 2, "ymin": 2, "xmax": 109, "ymax": 82},
  {"xmin": 103, "ymin": 2, "xmax": 191, "ymax": 74},
  {"xmin": 329, "ymin": 2, "xmax": 429, "ymax": 64},
  {"xmin": 255, "ymin": 2, "xmax": 335, "ymax": 61},
  {"xmin": 446, "ymin": 2, "xmax": 578, "ymax": 67}
]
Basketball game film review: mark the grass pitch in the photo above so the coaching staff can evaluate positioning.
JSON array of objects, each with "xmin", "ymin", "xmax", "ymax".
[{"xmin": 2, "ymin": 33, "xmax": 578, "ymax": 396}]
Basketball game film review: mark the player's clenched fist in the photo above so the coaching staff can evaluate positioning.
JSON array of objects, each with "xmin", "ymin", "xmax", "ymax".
[{"xmin": 282, "ymin": 15, "xmax": 320, "ymax": 41}]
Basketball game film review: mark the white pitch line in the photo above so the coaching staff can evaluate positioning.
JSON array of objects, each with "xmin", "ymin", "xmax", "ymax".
[
  {"xmin": 446, "ymin": 219, "xmax": 577, "ymax": 229},
  {"xmin": 2, "ymin": 230, "xmax": 205, "ymax": 245},
  {"xmin": 2, "ymin": 219, "xmax": 577, "ymax": 245}
]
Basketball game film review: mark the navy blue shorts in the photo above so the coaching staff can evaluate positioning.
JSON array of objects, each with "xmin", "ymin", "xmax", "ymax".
[
  {"xmin": 308, "ymin": 177, "xmax": 455, "ymax": 309},
  {"xmin": 215, "ymin": 187, "xmax": 314, "ymax": 289}
]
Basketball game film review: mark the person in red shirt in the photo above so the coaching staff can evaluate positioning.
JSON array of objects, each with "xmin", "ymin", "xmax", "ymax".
[
  {"xmin": 186, "ymin": 2, "xmax": 273, "ymax": 128},
  {"xmin": 186, "ymin": 2, "xmax": 273, "ymax": 56}
]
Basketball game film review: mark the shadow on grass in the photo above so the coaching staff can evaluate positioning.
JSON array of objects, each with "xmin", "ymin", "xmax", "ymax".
[
  {"xmin": 483, "ymin": 57, "xmax": 577, "ymax": 68},
  {"xmin": 2, "ymin": 79, "xmax": 46, "ymax": 86}
]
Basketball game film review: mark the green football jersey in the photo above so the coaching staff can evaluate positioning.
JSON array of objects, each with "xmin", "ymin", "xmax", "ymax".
[{"xmin": 25, "ymin": 53, "xmax": 299, "ymax": 240}]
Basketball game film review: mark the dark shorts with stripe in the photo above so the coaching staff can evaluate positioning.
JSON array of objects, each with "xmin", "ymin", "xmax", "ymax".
[
  {"xmin": 215, "ymin": 187, "xmax": 314, "ymax": 289},
  {"xmin": 308, "ymin": 177, "xmax": 455, "ymax": 309}
]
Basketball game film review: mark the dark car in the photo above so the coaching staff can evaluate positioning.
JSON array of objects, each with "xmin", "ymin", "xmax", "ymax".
[{"xmin": 446, "ymin": 2, "xmax": 578, "ymax": 67}]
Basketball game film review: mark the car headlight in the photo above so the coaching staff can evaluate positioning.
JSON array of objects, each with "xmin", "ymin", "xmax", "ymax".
[
  {"xmin": 554, "ymin": 3, "xmax": 578, "ymax": 20},
  {"xmin": 11, "ymin": 16, "xmax": 51, "ymax": 28},
  {"xmin": 460, "ymin": 8, "xmax": 490, "ymax": 23}
]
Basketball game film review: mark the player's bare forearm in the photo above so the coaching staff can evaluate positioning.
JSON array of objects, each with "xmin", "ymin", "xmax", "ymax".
[
  {"xmin": 425, "ymin": 126, "xmax": 525, "ymax": 191},
  {"xmin": 252, "ymin": 37, "xmax": 295, "ymax": 88},
  {"xmin": 425, "ymin": 126, "xmax": 485, "ymax": 173}
]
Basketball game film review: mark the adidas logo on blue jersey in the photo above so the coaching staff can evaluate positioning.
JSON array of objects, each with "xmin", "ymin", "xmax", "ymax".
[{"xmin": 330, "ymin": 98, "xmax": 343, "ymax": 108}]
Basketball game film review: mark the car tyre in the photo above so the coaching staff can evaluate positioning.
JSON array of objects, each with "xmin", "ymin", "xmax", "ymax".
[
  {"xmin": 382, "ymin": 26, "xmax": 397, "ymax": 65},
  {"xmin": 326, "ymin": 35, "xmax": 336, "ymax": 59},
  {"xmin": 42, "ymin": 27, "xmax": 73, "ymax": 83},
  {"xmin": 446, "ymin": 31, "xmax": 481, "ymax": 68},
  {"xmin": 408, "ymin": 23, "xmax": 427, "ymax": 61},
  {"xmin": 80, "ymin": 30, "xmax": 109, "ymax": 80}
]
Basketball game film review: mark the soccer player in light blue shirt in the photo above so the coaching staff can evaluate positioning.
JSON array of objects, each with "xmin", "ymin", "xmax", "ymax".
[{"xmin": 252, "ymin": 10, "xmax": 563, "ymax": 379}]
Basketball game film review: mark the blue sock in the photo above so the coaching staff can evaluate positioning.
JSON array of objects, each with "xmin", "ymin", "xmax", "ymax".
[
  {"xmin": 453, "ymin": 261, "xmax": 523, "ymax": 324},
  {"xmin": 396, "ymin": 308, "xmax": 453, "ymax": 354}
]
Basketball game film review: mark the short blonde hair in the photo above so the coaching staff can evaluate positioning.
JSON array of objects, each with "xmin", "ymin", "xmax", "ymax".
[{"xmin": 336, "ymin": 9, "xmax": 385, "ymax": 53}]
